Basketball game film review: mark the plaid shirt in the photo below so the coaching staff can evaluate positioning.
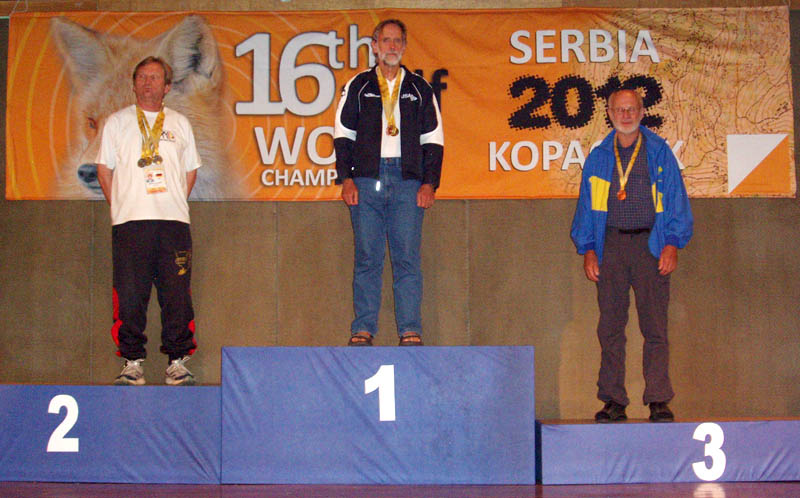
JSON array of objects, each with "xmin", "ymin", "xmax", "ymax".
[{"xmin": 607, "ymin": 135, "xmax": 655, "ymax": 230}]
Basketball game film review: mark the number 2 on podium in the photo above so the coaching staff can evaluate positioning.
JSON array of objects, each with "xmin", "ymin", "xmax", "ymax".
[
  {"xmin": 365, "ymin": 365, "xmax": 396, "ymax": 422},
  {"xmin": 47, "ymin": 394, "xmax": 79, "ymax": 453}
]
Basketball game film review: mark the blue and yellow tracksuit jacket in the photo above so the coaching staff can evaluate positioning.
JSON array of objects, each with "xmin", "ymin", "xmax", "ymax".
[{"xmin": 570, "ymin": 126, "xmax": 693, "ymax": 263}]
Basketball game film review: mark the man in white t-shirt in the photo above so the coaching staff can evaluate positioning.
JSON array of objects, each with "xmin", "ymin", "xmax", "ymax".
[{"xmin": 96, "ymin": 56, "xmax": 201, "ymax": 386}]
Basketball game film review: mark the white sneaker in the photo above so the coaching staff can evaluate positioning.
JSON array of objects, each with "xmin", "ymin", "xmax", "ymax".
[
  {"xmin": 113, "ymin": 359, "xmax": 145, "ymax": 385},
  {"xmin": 165, "ymin": 356, "xmax": 196, "ymax": 386}
]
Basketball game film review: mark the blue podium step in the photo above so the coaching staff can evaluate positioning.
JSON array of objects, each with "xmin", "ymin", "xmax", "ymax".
[
  {"xmin": 0, "ymin": 385, "xmax": 220, "ymax": 484},
  {"xmin": 4, "ymin": 352, "xmax": 797, "ymax": 486},
  {"xmin": 220, "ymin": 346, "xmax": 536, "ymax": 484},
  {"xmin": 538, "ymin": 419, "xmax": 800, "ymax": 484}
]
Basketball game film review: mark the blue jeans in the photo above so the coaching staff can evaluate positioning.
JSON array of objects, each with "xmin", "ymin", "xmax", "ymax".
[{"xmin": 349, "ymin": 158, "xmax": 424, "ymax": 336}]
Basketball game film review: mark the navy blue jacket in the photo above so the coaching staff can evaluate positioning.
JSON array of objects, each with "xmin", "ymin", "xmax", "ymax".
[{"xmin": 333, "ymin": 65, "xmax": 444, "ymax": 188}]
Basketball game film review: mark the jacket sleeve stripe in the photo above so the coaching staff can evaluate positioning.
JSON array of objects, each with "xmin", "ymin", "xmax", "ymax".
[
  {"xmin": 590, "ymin": 176, "xmax": 610, "ymax": 212},
  {"xmin": 419, "ymin": 90, "xmax": 443, "ymax": 147},
  {"xmin": 333, "ymin": 76, "xmax": 360, "ymax": 141}
]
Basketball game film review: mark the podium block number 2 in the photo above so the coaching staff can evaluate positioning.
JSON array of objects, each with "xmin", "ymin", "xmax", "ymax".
[
  {"xmin": 692, "ymin": 422, "xmax": 726, "ymax": 481},
  {"xmin": 365, "ymin": 365, "xmax": 396, "ymax": 422},
  {"xmin": 47, "ymin": 394, "xmax": 79, "ymax": 453}
]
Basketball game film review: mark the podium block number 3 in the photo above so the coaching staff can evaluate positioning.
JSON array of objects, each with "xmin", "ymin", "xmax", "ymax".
[
  {"xmin": 47, "ymin": 394, "xmax": 79, "ymax": 453},
  {"xmin": 692, "ymin": 422, "xmax": 726, "ymax": 481},
  {"xmin": 365, "ymin": 365, "xmax": 396, "ymax": 422}
]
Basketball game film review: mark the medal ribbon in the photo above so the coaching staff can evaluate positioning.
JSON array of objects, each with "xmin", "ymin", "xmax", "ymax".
[
  {"xmin": 613, "ymin": 133, "xmax": 642, "ymax": 198},
  {"xmin": 376, "ymin": 66, "xmax": 402, "ymax": 135},
  {"xmin": 136, "ymin": 105, "xmax": 165, "ymax": 163}
]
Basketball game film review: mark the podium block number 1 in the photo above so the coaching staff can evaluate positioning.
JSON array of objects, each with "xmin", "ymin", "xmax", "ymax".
[
  {"xmin": 47, "ymin": 394, "xmax": 79, "ymax": 453},
  {"xmin": 365, "ymin": 365, "xmax": 396, "ymax": 422}
]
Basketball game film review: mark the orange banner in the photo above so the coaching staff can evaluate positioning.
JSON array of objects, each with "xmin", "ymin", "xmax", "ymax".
[{"xmin": 6, "ymin": 7, "xmax": 794, "ymax": 200}]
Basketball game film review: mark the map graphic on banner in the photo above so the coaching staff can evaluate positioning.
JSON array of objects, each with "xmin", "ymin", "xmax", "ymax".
[{"xmin": 5, "ymin": 7, "xmax": 794, "ymax": 200}]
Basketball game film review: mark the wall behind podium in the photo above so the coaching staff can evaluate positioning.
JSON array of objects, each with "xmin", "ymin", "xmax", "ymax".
[{"xmin": 1, "ymin": 0, "xmax": 799, "ymax": 422}]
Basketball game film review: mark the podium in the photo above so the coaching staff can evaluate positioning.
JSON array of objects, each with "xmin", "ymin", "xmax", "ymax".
[
  {"xmin": 538, "ymin": 419, "xmax": 800, "ymax": 484},
  {"xmin": 0, "ymin": 385, "xmax": 220, "ymax": 483},
  {"xmin": 220, "ymin": 346, "xmax": 536, "ymax": 484},
  {"xmin": 3, "ymin": 347, "xmax": 798, "ymax": 486}
]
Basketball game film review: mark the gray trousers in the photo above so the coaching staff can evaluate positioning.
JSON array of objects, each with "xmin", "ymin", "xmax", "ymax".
[{"xmin": 596, "ymin": 228, "xmax": 674, "ymax": 406}]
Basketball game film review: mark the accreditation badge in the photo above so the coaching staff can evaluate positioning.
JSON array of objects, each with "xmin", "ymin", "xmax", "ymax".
[{"xmin": 143, "ymin": 164, "xmax": 168, "ymax": 194}]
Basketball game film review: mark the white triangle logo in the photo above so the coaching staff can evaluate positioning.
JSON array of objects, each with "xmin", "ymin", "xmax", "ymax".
[{"xmin": 726, "ymin": 134, "xmax": 787, "ymax": 193}]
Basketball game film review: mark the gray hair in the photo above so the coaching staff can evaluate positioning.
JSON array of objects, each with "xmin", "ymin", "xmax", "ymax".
[
  {"xmin": 372, "ymin": 19, "xmax": 407, "ymax": 43},
  {"xmin": 607, "ymin": 88, "xmax": 643, "ymax": 109}
]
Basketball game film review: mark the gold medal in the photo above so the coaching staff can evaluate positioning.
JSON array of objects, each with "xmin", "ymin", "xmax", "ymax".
[
  {"xmin": 136, "ymin": 105, "xmax": 166, "ymax": 169},
  {"xmin": 613, "ymin": 133, "xmax": 642, "ymax": 202},
  {"xmin": 376, "ymin": 67, "xmax": 402, "ymax": 139}
]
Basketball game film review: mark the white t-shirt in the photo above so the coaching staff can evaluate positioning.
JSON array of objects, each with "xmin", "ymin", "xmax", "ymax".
[{"xmin": 96, "ymin": 105, "xmax": 201, "ymax": 225}]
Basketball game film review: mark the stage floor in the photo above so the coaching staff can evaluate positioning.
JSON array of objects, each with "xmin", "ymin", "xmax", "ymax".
[{"xmin": 3, "ymin": 481, "xmax": 800, "ymax": 497}]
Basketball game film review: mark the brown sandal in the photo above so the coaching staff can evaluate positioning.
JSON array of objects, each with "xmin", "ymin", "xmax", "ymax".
[
  {"xmin": 348, "ymin": 332, "xmax": 373, "ymax": 346},
  {"xmin": 398, "ymin": 332, "xmax": 423, "ymax": 346}
]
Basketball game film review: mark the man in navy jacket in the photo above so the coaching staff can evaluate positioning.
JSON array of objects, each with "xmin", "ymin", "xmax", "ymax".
[{"xmin": 334, "ymin": 19, "xmax": 444, "ymax": 347}]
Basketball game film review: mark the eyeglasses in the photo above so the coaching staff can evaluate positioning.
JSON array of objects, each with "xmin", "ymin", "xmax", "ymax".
[{"xmin": 610, "ymin": 107, "xmax": 640, "ymax": 115}]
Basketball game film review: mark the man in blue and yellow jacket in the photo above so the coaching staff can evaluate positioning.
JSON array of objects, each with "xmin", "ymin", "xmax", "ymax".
[{"xmin": 571, "ymin": 89, "xmax": 692, "ymax": 424}]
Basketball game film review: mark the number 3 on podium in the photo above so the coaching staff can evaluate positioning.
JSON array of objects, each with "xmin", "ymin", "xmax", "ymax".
[
  {"xmin": 365, "ymin": 365, "xmax": 396, "ymax": 422},
  {"xmin": 692, "ymin": 422, "xmax": 726, "ymax": 481}
]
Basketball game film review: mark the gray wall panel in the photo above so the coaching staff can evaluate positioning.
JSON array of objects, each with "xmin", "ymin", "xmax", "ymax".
[{"xmin": 0, "ymin": 6, "xmax": 798, "ymax": 420}]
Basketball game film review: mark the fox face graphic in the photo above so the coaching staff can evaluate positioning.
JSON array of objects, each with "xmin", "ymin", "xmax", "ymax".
[{"xmin": 50, "ymin": 15, "xmax": 234, "ymax": 199}]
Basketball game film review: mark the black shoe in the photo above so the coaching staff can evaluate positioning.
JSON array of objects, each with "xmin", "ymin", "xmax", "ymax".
[
  {"xmin": 648, "ymin": 402, "xmax": 674, "ymax": 423},
  {"xmin": 595, "ymin": 401, "xmax": 627, "ymax": 423}
]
